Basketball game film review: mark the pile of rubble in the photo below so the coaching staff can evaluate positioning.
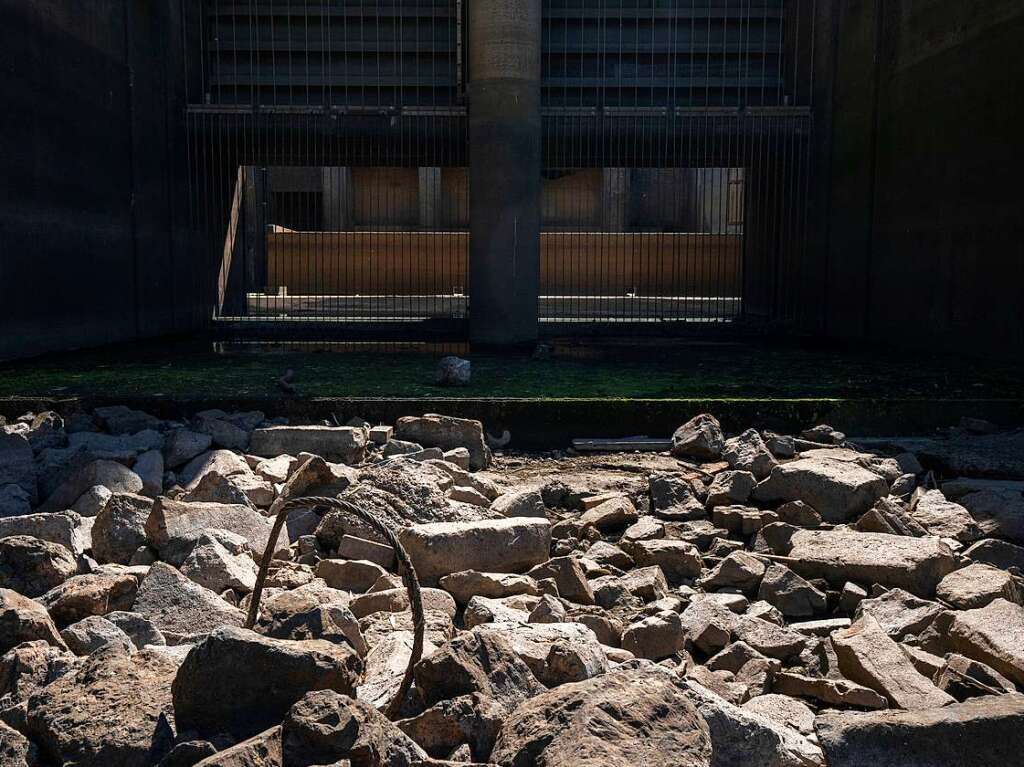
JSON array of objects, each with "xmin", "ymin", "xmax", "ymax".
[{"xmin": 1, "ymin": 405, "xmax": 1023, "ymax": 766}]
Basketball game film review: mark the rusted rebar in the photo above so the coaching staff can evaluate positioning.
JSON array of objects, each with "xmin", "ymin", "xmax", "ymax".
[{"xmin": 245, "ymin": 495, "xmax": 425, "ymax": 720}]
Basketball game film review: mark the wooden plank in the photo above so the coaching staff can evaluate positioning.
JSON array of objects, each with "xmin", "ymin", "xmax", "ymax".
[
  {"xmin": 572, "ymin": 437, "xmax": 672, "ymax": 453},
  {"xmin": 216, "ymin": 167, "xmax": 244, "ymax": 316},
  {"xmin": 266, "ymin": 231, "xmax": 741, "ymax": 297}
]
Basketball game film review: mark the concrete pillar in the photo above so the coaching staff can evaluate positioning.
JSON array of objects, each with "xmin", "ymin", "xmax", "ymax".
[
  {"xmin": 418, "ymin": 167, "xmax": 442, "ymax": 229},
  {"xmin": 468, "ymin": 0, "xmax": 542, "ymax": 345},
  {"xmin": 321, "ymin": 167, "xmax": 353, "ymax": 231},
  {"xmin": 602, "ymin": 168, "xmax": 631, "ymax": 232}
]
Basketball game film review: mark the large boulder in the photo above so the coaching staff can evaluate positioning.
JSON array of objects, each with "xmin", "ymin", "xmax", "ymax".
[
  {"xmin": 936, "ymin": 563, "xmax": 1022, "ymax": 610},
  {"xmin": 683, "ymin": 677, "xmax": 825, "ymax": 767},
  {"xmin": 249, "ymin": 425, "xmax": 368, "ymax": 465},
  {"xmin": 0, "ymin": 536, "xmax": 78, "ymax": 597},
  {"xmin": 814, "ymin": 694, "xmax": 1024, "ymax": 767},
  {"xmin": 26, "ymin": 645, "xmax": 178, "ymax": 767},
  {"xmin": 0, "ymin": 511, "xmax": 92, "ymax": 556},
  {"xmin": 39, "ymin": 571, "xmax": 138, "ymax": 626},
  {"xmin": 753, "ymin": 458, "xmax": 889, "ymax": 522},
  {"xmin": 0, "ymin": 588, "xmax": 67, "ymax": 653},
  {"xmin": 475, "ymin": 622, "xmax": 609, "ymax": 688},
  {"xmin": 909, "ymin": 490, "xmax": 983, "ymax": 543},
  {"xmin": 0, "ymin": 432, "xmax": 36, "ymax": 503},
  {"xmin": 145, "ymin": 498, "xmax": 284, "ymax": 565},
  {"xmin": 131, "ymin": 562, "xmax": 244, "ymax": 641},
  {"xmin": 398, "ymin": 518, "xmax": 551, "ymax": 583},
  {"xmin": 948, "ymin": 598, "xmax": 1024, "ymax": 686},
  {"xmin": 173, "ymin": 626, "xmax": 363, "ymax": 739},
  {"xmin": 91, "ymin": 493, "xmax": 152, "ymax": 564},
  {"xmin": 395, "ymin": 414, "xmax": 491, "ymax": 471},
  {"xmin": 39, "ymin": 459, "xmax": 143, "ymax": 513},
  {"xmin": 831, "ymin": 615, "xmax": 955, "ymax": 710},
  {"xmin": 414, "ymin": 630, "xmax": 545, "ymax": 712},
  {"xmin": 671, "ymin": 414, "xmax": 725, "ymax": 461},
  {"xmin": 775, "ymin": 528, "xmax": 957, "ymax": 597},
  {"xmin": 490, "ymin": 663, "xmax": 713, "ymax": 767}
]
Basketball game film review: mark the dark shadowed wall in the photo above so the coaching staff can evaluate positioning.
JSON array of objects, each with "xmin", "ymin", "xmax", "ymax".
[
  {"xmin": 820, "ymin": 0, "xmax": 1024, "ymax": 356},
  {"xmin": 0, "ymin": 0, "xmax": 199, "ymax": 361}
]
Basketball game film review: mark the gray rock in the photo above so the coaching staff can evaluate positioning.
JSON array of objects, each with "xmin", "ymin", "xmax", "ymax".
[
  {"xmin": 649, "ymin": 474, "xmax": 705, "ymax": 520},
  {"xmin": 0, "ymin": 510, "xmax": 92, "ymax": 556},
  {"xmin": 399, "ymin": 517, "xmax": 551, "ymax": 584},
  {"xmin": 39, "ymin": 459, "xmax": 143, "ymax": 513},
  {"xmin": 856, "ymin": 587, "xmax": 945, "ymax": 640},
  {"xmin": 757, "ymin": 563, "xmax": 827, "ymax": 618},
  {"xmin": 132, "ymin": 450, "xmax": 164, "ymax": 498},
  {"xmin": 395, "ymin": 414, "xmax": 491, "ymax": 471},
  {"xmin": 723, "ymin": 429, "xmax": 778, "ymax": 480},
  {"xmin": 92, "ymin": 493, "xmax": 152, "ymax": 564},
  {"xmin": 60, "ymin": 615, "xmax": 135, "ymax": 656},
  {"xmin": 706, "ymin": 470, "xmax": 757, "ymax": 508},
  {"xmin": 753, "ymin": 457, "xmax": 889, "ymax": 522},
  {"xmin": 39, "ymin": 571, "xmax": 138, "ymax": 626},
  {"xmin": 181, "ymin": 534, "xmax": 259, "ymax": 594},
  {"xmin": 178, "ymin": 449, "xmax": 252, "ymax": 490},
  {"xmin": 26, "ymin": 645, "xmax": 178, "ymax": 767},
  {"xmin": 162, "ymin": 428, "xmax": 213, "ymax": 469},
  {"xmin": 132, "ymin": 562, "xmax": 244, "ymax": 641},
  {"xmin": 621, "ymin": 610, "xmax": 684, "ymax": 661},
  {"xmin": 0, "ymin": 588, "xmax": 67, "ymax": 653},
  {"xmin": 70, "ymin": 484, "xmax": 112, "ymax": 517},
  {"xmin": 489, "ymin": 488, "xmax": 547, "ymax": 518},
  {"xmin": 438, "ymin": 571, "xmax": 542, "ymax": 604},
  {"xmin": 250, "ymin": 425, "xmax": 368, "ymax": 464},
  {"xmin": 948, "ymin": 598, "xmax": 1024, "ymax": 686},
  {"xmin": 831, "ymin": 615, "xmax": 955, "ymax": 710},
  {"xmin": 172, "ymin": 626, "xmax": 363, "ymax": 739},
  {"xmin": 65, "ymin": 429, "xmax": 164, "ymax": 461},
  {"xmin": 964, "ymin": 538, "xmax": 1024, "ymax": 571},
  {"xmin": 491, "ymin": 663, "xmax": 713, "ymax": 767},
  {"xmin": 197, "ymin": 416, "xmax": 250, "ymax": 451},
  {"xmin": 477, "ymin": 621, "xmax": 609, "ymax": 692},
  {"xmin": 623, "ymin": 539, "xmax": 702, "ymax": 583},
  {"xmin": 909, "ymin": 489, "xmax": 983, "ymax": 543},
  {"xmin": 282, "ymin": 689, "xmax": 426, "ymax": 767},
  {"xmin": 0, "ymin": 485, "xmax": 31, "ymax": 519},
  {"xmin": 436, "ymin": 356, "xmax": 472, "ymax": 386},
  {"xmin": 671, "ymin": 414, "xmax": 725, "ymax": 461},
  {"xmin": 0, "ymin": 536, "xmax": 78, "ymax": 597},
  {"xmin": 415, "ymin": 629, "xmax": 545, "ymax": 713},
  {"xmin": 105, "ymin": 611, "xmax": 166, "ymax": 649},
  {"xmin": 528, "ymin": 556, "xmax": 594, "ymax": 605},
  {"xmin": 775, "ymin": 528, "xmax": 958, "ymax": 597},
  {"xmin": 145, "ymin": 497, "xmax": 284, "ymax": 565},
  {"xmin": 94, "ymin": 406, "xmax": 163, "ymax": 435},
  {"xmin": 936, "ymin": 563, "xmax": 1022, "ymax": 610},
  {"xmin": 683, "ymin": 677, "xmax": 824, "ymax": 767},
  {"xmin": 815, "ymin": 694, "xmax": 1024, "ymax": 767},
  {"xmin": 742, "ymin": 694, "xmax": 817, "ymax": 736},
  {"xmin": 701, "ymin": 551, "xmax": 766, "ymax": 596},
  {"xmin": 0, "ymin": 432, "xmax": 37, "ymax": 503}
]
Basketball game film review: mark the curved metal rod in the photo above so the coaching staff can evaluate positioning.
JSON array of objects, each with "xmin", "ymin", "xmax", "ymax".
[{"xmin": 246, "ymin": 496, "xmax": 425, "ymax": 720}]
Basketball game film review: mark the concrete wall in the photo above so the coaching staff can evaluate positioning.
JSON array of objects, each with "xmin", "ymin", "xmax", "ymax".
[
  {"xmin": 821, "ymin": 0, "xmax": 1024, "ymax": 356},
  {"xmin": 0, "ymin": 0, "xmax": 198, "ymax": 362}
]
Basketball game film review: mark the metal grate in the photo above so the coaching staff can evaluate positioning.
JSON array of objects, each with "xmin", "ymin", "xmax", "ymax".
[{"xmin": 183, "ymin": 0, "xmax": 817, "ymax": 337}]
